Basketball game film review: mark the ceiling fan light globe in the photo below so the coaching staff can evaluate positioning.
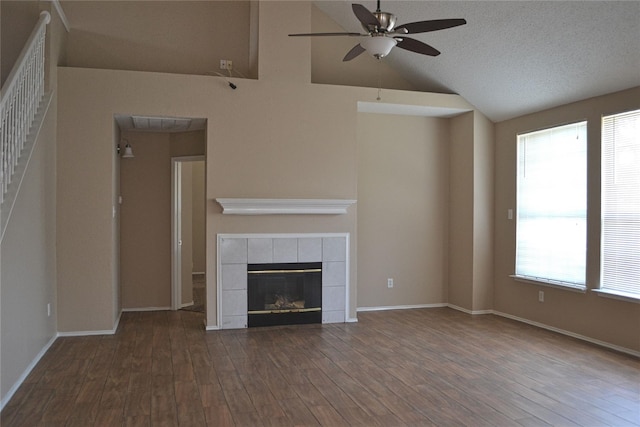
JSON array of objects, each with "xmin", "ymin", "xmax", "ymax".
[{"xmin": 361, "ymin": 36, "xmax": 397, "ymax": 58}]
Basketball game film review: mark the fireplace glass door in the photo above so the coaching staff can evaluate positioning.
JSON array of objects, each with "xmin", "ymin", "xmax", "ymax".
[{"xmin": 247, "ymin": 262, "xmax": 322, "ymax": 327}]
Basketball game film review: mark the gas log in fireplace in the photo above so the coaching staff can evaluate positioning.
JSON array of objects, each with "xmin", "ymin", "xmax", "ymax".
[{"xmin": 247, "ymin": 262, "xmax": 322, "ymax": 327}]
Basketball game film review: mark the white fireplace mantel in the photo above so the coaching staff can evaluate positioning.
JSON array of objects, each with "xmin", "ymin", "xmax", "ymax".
[{"xmin": 216, "ymin": 198, "xmax": 356, "ymax": 215}]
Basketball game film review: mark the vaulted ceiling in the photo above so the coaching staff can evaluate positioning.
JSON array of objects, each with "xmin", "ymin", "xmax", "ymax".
[
  {"xmin": 315, "ymin": 1, "xmax": 640, "ymax": 121},
  {"xmin": 58, "ymin": 1, "xmax": 639, "ymax": 123}
]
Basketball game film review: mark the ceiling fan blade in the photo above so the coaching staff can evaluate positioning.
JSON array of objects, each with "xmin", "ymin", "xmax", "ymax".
[
  {"xmin": 395, "ymin": 37, "xmax": 440, "ymax": 56},
  {"xmin": 396, "ymin": 18, "xmax": 467, "ymax": 34},
  {"xmin": 352, "ymin": 3, "xmax": 380, "ymax": 28},
  {"xmin": 343, "ymin": 44, "xmax": 366, "ymax": 62},
  {"xmin": 289, "ymin": 32, "xmax": 364, "ymax": 37}
]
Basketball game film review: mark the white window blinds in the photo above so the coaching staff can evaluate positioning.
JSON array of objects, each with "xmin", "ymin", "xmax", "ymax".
[
  {"xmin": 601, "ymin": 109, "xmax": 640, "ymax": 298},
  {"xmin": 516, "ymin": 121, "xmax": 587, "ymax": 287}
]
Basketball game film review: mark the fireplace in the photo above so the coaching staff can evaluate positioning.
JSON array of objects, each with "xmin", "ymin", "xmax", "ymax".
[
  {"xmin": 217, "ymin": 234, "xmax": 350, "ymax": 330},
  {"xmin": 247, "ymin": 262, "xmax": 322, "ymax": 327}
]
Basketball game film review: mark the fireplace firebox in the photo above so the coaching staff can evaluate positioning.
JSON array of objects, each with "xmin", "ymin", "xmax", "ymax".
[{"xmin": 247, "ymin": 262, "xmax": 322, "ymax": 327}]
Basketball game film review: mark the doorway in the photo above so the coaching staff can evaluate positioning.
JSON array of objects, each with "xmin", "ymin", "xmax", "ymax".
[
  {"xmin": 172, "ymin": 157, "xmax": 206, "ymax": 312},
  {"xmin": 117, "ymin": 118, "xmax": 206, "ymax": 312}
]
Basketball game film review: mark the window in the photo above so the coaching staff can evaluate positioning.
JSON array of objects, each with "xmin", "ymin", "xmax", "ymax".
[
  {"xmin": 515, "ymin": 121, "xmax": 587, "ymax": 288},
  {"xmin": 601, "ymin": 109, "xmax": 640, "ymax": 299}
]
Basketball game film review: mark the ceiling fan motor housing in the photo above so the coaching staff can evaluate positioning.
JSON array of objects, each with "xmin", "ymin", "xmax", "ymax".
[{"xmin": 363, "ymin": 11, "xmax": 396, "ymax": 32}]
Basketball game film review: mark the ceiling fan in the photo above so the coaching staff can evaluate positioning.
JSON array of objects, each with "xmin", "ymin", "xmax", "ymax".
[{"xmin": 289, "ymin": 1, "xmax": 466, "ymax": 61}]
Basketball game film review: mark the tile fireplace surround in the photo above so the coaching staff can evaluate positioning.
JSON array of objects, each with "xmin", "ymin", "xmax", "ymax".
[{"xmin": 217, "ymin": 233, "xmax": 351, "ymax": 329}]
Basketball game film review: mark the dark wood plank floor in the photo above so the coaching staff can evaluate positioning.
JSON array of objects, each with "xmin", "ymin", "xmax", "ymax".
[{"xmin": 2, "ymin": 308, "xmax": 639, "ymax": 426}]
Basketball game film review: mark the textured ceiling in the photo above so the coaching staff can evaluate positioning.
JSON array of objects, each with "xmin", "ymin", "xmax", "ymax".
[{"xmin": 315, "ymin": 1, "xmax": 640, "ymax": 122}]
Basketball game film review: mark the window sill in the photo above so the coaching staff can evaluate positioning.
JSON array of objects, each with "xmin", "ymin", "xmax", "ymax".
[
  {"xmin": 510, "ymin": 275, "xmax": 587, "ymax": 293},
  {"xmin": 592, "ymin": 289, "xmax": 640, "ymax": 304}
]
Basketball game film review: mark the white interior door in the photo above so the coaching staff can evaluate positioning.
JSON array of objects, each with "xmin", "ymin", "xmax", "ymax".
[{"xmin": 171, "ymin": 156, "xmax": 205, "ymax": 310}]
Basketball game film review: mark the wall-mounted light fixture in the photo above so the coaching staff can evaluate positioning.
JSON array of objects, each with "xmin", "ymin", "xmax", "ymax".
[{"xmin": 121, "ymin": 139, "xmax": 134, "ymax": 158}]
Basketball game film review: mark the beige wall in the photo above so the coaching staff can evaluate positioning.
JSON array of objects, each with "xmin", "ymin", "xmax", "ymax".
[
  {"xmin": 56, "ymin": 71, "xmax": 473, "ymax": 332},
  {"xmin": 494, "ymin": 87, "xmax": 640, "ymax": 352},
  {"xmin": 56, "ymin": 95, "xmax": 120, "ymax": 333},
  {"xmin": 58, "ymin": 0, "xmax": 415, "ymax": 91},
  {"xmin": 258, "ymin": 1, "xmax": 310, "ymax": 83},
  {"xmin": 1, "ymin": 1, "xmax": 67, "ymax": 89},
  {"xmin": 61, "ymin": 0, "xmax": 254, "ymax": 79},
  {"xmin": 472, "ymin": 112, "xmax": 495, "ymax": 311},
  {"xmin": 118, "ymin": 131, "xmax": 204, "ymax": 310},
  {"xmin": 1, "ymin": 1, "xmax": 66, "ymax": 404},
  {"xmin": 1, "ymin": 0, "xmax": 40, "ymax": 86},
  {"xmin": 448, "ymin": 112, "xmax": 475, "ymax": 309},
  {"xmin": 310, "ymin": 5, "xmax": 416, "ymax": 92},
  {"xmin": 119, "ymin": 132, "xmax": 172, "ymax": 309},
  {"xmin": 446, "ymin": 111, "xmax": 494, "ymax": 313},
  {"xmin": 0, "ymin": 96, "xmax": 58, "ymax": 402},
  {"xmin": 53, "ymin": 1, "xmax": 475, "ymax": 332},
  {"xmin": 192, "ymin": 161, "xmax": 206, "ymax": 273},
  {"xmin": 357, "ymin": 113, "xmax": 449, "ymax": 308}
]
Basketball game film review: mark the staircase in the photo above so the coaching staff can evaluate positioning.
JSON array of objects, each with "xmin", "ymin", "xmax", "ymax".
[{"xmin": 0, "ymin": 11, "xmax": 51, "ymax": 240}]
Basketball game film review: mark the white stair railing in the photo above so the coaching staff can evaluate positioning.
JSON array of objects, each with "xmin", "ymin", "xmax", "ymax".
[{"xmin": 0, "ymin": 10, "xmax": 51, "ymax": 205}]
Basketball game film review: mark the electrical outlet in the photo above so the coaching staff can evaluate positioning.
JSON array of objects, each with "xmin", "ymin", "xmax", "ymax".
[
  {"xmin": 220, "ymin": 59, "xmax": 233, "ymax": 70},
  {"xmin": 387, "ymin": 278, "xmax": 394, "ymax": 288},
  {"xmin": 226, "ymin": 60, "xmax": 233, "ymax": 70},
  {"xmin": 538, "ymin": 290, "xmax": 544, "ymax": 302}
]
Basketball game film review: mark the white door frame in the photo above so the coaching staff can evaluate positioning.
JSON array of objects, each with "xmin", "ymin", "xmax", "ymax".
[{"xmin": 171, "ymin": 156, "xmax": 205, "ymax": 310}]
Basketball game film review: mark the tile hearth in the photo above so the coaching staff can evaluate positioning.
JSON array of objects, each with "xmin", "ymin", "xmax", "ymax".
[{"xmin": 217, "ymin": 234, "xmax": 349, "ymax": 329}]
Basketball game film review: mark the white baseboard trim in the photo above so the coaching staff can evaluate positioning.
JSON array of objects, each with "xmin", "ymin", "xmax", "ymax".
[
  {"xmin": 493, "ymin": 310, "xmax": 640, "ymax": 358},
  {"xmin": 205, "ymin": 324, "xmax": 221, "ymax": 331},
  {"xmin": 357, "ymin": 303, "xmax": 447, "ymax": 312},
  {"xmin": 2, "ymin": 310, "xmax": 124, "ymax": 409},
  {"xmin": 58, "ymin": 328, "xmax": 116, "ymax": 337},
  {"xmin": 0, "ymin": 334, "xmax": 57, "ymax": 411},
  {"xmin": 121, "ymin": 306, "xmax": 171, "ymax": 312},
  {"xmin": 192, "ymin": 272, "xmax": 205, "ymax": 276},
  {"xmin": 357, "ymin": 304, "xmax": 639, "ymax": 357},
  {"xmin": 346, "ymin": 317, "xmax": 359, "ymax": 323},
  {"xmin": 180, "ymin": 301, "xmax": 194, "ymax": 309},
  {"xmin": 58, "ymin": 311, "xmax": 123, "ymax": 337},
  {"xmin": 447, "ymin": 304, "xmax": 493, "ymax": 315}
]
